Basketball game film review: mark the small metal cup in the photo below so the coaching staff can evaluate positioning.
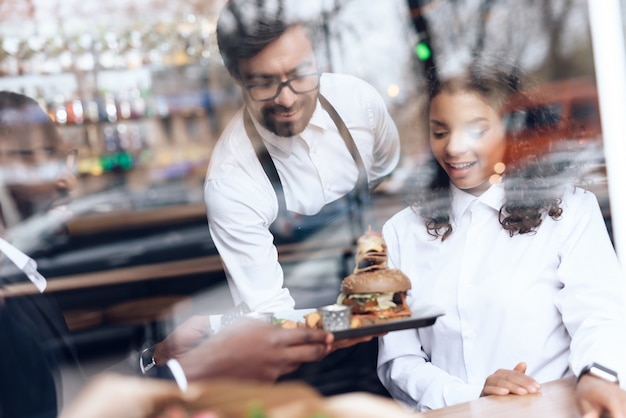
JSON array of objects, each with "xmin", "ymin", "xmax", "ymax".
[
  {"xmin": 244, "ymin": 311, "xmax": 275, "ymax": 324},
  {"xmin": 318, "ymin": 304, "xmax": 352, "ymax": 331}
]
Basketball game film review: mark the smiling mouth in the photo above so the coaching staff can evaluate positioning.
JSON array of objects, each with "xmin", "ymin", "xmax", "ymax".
[
  {"xmin": 269, "ymin": 104, "xmax": 299, "ymax": 118},
  {"xmin": 273, "ymin": 109, "xmax": 298, "ymax": 119},
  {"xmin": 447, "ymin": 162, "xmax": 476, "ymax": 170}
]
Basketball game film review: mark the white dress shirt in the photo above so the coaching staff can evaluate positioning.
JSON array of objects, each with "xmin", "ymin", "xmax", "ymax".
[
  {"xmin": 378, "ymin": 184, "xmax": 626, "ymax": 411},
  {"xmin": 205, "ymin": 72, "xmax": 400, "ymax": 312}
]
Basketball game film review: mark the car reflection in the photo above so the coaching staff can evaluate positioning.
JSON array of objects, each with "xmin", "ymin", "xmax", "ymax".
[{"xmin": 0, "ymin": 176, "xmax": 367, "ymax": 354}]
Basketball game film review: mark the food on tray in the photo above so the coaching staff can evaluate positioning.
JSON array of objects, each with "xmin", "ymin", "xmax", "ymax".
[
  {"xmin": 337, "ymin": 228, "xmax": 412, "ymax": 319},
  {"xmin": 276, "ymin": 311, "xmax": 363, "ymax": 330},
  {"xmin": 275, "ymin": 228, "xmax": 412, "ymax": 331}
]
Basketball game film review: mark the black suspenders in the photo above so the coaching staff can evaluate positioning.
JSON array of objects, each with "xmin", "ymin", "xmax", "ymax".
[{"xmin": 243, "ymin": 93, "xmax": 370, "ymax": 239}]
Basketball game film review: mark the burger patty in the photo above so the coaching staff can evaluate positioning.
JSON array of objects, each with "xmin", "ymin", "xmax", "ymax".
[{"xmin": 340, "ymin": 291, "xmax": 411, "ymax": 318}]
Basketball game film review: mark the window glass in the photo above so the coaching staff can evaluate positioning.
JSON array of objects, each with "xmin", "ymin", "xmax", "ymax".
[{"xmin": 0, "ymin": 0, "xmax": 622, "ymax": 413}]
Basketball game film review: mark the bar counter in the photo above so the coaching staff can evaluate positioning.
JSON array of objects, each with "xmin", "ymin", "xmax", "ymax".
[{"xmin": 416, "ymin": 376, "xmax": 579, "ymax": 418}]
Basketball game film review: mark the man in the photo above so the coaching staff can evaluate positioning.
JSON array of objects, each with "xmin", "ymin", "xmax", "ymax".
[
  {"xmin": 0, "ymin": 90, "xmax": 83, "ymax": 418},
  {"xmin": 0, "ymin": 91, "xmax": 334, "ymax": 416},
  {"xmin": 206, "ymin": 0, "xmax": 401, "ymax": 313}
]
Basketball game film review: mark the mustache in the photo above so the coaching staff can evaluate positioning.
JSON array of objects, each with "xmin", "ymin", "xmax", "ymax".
[{"xmin": 265, "ymin": 104, "xmax": 296, "ymax": 115}]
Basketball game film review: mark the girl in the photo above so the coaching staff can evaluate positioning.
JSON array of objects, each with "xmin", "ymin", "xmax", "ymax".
[{"xmin": 377, "ymin": 57, "xmax": 626, "ymax": 416}]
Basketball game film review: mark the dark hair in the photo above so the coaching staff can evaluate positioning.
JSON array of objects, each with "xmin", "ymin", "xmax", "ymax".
[
  {"xmin": 216, "ymin": 0, "xmax": 321, "ymax": 80},
  {"xmin": 0, "ymin": 91, "xmax": 62, "ymax": 147},
  {"xmin": 410, "ymin": 56, "xmax": 565, "ymax": 240}
]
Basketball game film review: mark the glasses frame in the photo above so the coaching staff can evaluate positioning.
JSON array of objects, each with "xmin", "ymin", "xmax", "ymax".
[{"xmin": 245, "ymin": 72, "xmax": 321, "ymax": 102}]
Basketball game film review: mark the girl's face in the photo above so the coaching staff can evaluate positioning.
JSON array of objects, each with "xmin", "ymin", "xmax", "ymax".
[{"xmin": 429, "ymin": 89, "xmax": 507, "ymax": 196}]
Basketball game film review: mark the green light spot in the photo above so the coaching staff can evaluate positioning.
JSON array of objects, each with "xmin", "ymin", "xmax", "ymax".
[
  {"xmin": 415, "ymin": 42, "xmax": 432, "ymax": 61},
  {"xmin": 118, "ymin": 152, "xmax": 133, "ymax": 170}
]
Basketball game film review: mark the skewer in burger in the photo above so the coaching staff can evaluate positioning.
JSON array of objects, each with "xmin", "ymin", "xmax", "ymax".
[{"xmin": 337, "ymin": 228, "xmax": 412, "ymax": 319}]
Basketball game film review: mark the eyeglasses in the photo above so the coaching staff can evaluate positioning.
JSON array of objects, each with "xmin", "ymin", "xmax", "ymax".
[{"xmin": 245, "ymin": 73, "xmax": 321, "ymax": 102}]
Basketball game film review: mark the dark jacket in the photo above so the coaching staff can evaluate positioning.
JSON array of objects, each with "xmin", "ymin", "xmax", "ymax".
[{"xmin": 0, "ymin": 269, "xmax": 82, "ymax": 418}]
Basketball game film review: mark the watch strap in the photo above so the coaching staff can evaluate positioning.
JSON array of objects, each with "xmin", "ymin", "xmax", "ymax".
[
  {"xmin": 578, "ymin": 362, "xmax": 619, "ymax": 384},
  {"xmin": 139, "ymin": 346, "xmax": 156, "ymax": 374}
]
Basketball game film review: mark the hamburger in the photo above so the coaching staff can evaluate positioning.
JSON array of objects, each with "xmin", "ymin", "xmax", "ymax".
[{"xmin": 337, "ymin": 228, "xmax": 412, "ymax": 319}]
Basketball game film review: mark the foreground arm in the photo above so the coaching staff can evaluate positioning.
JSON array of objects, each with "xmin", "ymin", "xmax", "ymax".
[
  {"xmin": 156, "ymin": 318, "xmax": 333, "ymax": 383},
  {"xmin": 378, "ymin": 326, "xmax": 487, "ymax": 411},
  {"xmin": 59, "ymin": 374, "xmax": 181, "ymax": 418},
  {"xmin": 553, "ymin": 191, "xmax": 626, "ymax": 416}
]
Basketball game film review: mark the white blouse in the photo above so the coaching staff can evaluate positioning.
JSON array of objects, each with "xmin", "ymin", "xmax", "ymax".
[{"xmin": 378, "ymin": 184, "xmax": 626, "ymax": 411}]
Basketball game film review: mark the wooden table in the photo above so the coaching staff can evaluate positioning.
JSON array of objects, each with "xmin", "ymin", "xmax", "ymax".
[{"xmin": 416, "ymin": 377, "xmax": 580, "ymax": 418}]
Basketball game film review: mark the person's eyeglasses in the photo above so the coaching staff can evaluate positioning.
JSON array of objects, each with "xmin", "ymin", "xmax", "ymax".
[{"xmin": 245, "ymin": 73, "xmax": 320, "ymax": 102}]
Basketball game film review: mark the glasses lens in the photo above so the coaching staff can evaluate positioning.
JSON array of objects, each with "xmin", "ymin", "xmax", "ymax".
[
  {"xmin": 289, "ymin": 74, "xmax": 320, "ymax": 94},
  {"xmin": 249, "ymin": 84, "xmax": 278, "ymax": 102},
  {"xmin": 248, "ymin": 74, "xmax": 320, "ymax": 101}
]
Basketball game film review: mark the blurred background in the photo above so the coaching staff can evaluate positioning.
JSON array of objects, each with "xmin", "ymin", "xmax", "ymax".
[{"xmin": 0, "ymin": 0, "xmax": 621, "ymax": 403}]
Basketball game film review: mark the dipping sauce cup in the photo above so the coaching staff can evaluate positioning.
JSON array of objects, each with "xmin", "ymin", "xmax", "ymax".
[{"xmin": 318, "ymin": 304, "xmax": 352, "ymax": 331}]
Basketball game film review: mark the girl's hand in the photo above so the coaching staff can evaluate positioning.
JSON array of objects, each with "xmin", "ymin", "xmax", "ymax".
[{"xmin": 480, "ymin": 362, "xmax": 541, "ymax": 397}]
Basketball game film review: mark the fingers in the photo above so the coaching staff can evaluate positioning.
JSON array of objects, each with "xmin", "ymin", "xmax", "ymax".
[
  {"xmin": 497, "ymin": 374, "xmax": 540, "ymax": 395},
  {"xmin": 330, "ymin": 335, "xmax": 375, "ymax": 352},
  {"xmin": 277, "ymin": 326, "xmax": 334, "ymax": 347},
  {"xmin": 481, "ymin": 385, "xmax": 512, "ymax": 397},
  {"xmin": 186, "ymin": 315, "xmax": 213, "ymax": 334},
  {"xmin": 514, "ymin": 362, "xmax": 527, "ymax": 373},
  {"xmin": 481, "ymin": 366, "xmax": 541, "ymax": 397},
  {"xmin": 280, "ymin": 338, "xmax": 332, "ymax": 363}
]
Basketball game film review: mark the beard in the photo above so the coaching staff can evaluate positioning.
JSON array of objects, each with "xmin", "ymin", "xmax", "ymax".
[
  {"xmin": 262, "ymin": 107, "xmax": 299, "ymax": 137},
  {"xmin": 259, "ymin": 94, "xmax": 317, "ymax": 137}
]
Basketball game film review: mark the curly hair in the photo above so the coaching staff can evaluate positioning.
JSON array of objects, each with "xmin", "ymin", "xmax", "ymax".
[{"xmin": 409, "ymin": 56, "xmax": 570, "ymax": 240}]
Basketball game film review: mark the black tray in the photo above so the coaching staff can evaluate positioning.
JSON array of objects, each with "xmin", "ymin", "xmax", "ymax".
[{"xmin": 333, "ymin": 310, "xmax": 444, "ymax": 340}]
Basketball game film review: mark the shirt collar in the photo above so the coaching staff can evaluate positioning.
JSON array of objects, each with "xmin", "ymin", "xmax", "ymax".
[
  {"xmin": 450, "ymin": 183, "xmax": 505, "ymax": 222},
  {"xmin": 247, "ymin": 99, "xmax": 328, "ymax": 156},
  {"xmin": 0, "ymin": 237, "xmax": 47, "ymax": 292}
]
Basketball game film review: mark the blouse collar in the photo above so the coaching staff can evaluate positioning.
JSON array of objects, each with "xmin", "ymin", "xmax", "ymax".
[{"xmin": 450, "ymin": 183, "xmax": 505, "ymax": 222}]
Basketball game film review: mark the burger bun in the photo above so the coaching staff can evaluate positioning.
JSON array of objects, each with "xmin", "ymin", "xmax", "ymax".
[{"xmin": 341, "ymin": 269, "xmax": 411, "ymax": 295}]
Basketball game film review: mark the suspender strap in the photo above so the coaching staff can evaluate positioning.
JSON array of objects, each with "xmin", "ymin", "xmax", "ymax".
[
  {"xmin": 317, "ymin": 94, "xmax": 369, "ymax": 196},
  {"xmin": 243, "ymin": 93, "xmax": 369, "ymax": 214},
  {"xmin": 244, "ymin": 109, "xmax": 288, "ymax": 213}
]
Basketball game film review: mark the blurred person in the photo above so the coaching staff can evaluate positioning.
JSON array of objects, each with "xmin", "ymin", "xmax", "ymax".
[
  {"xmin": 206, "ymin": 0, "xmax": 400, "ymax": 314},
  {"xmin": 0, "ymin": 91, "xmax": 334, "ymax": 417},
  {"xmin": 0, "ymin": 90, "xmax": 82, "ymax": 418},
  {"xmin": 376, "ymin": 55, "xmax": 626, "ymax": 417},
  {"xmin": 140, "ymin": 315, "xmax": 332, "ymax": 384},
  {"xmin": 60, "ymin": 319, "xmax": 334, "ymax": 418},
  {"xmin": 59, "ymin": 373, "xmax": 181, "ymax": 418}
]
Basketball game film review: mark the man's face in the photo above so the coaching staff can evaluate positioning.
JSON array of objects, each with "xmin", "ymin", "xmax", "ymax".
[
  {"xmin": 238, "ymin": 25, "xmax": 319, "ymax": 137},
  {"xmin": 0, "ymin": 118, "xmax": 76, "ymax": 221}
]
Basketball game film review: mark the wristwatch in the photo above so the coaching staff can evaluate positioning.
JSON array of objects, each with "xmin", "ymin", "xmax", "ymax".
[
  {"xmin": 578, "ymin": 362, "xmax": 619, "ymax": 384},
  {"xmin": 139, "ymin": 346, "xmax": 157, "ymax": 374}
]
